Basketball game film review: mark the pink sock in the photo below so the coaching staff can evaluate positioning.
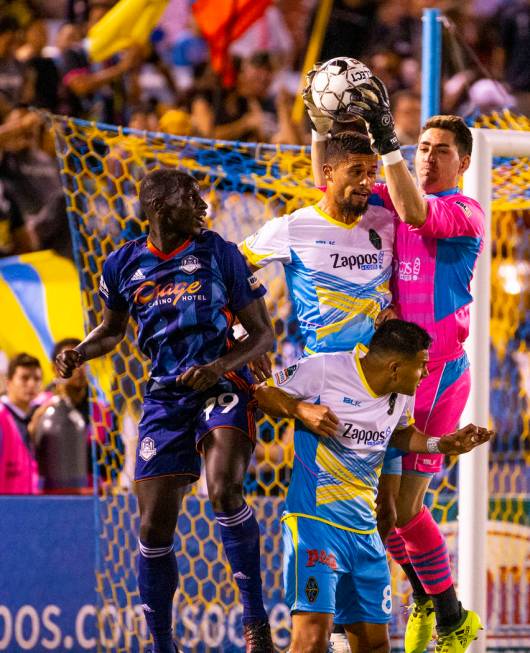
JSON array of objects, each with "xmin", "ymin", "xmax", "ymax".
[
  {"xmin": 386, "ymin": 529, "xmax": 410, "ymax": 565},
  {"xmin": 396, "ymin": 506, "xmax": 453, "ymax": 595}
]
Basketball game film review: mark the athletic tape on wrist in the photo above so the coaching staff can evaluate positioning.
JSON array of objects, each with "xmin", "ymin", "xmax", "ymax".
[
  {"xmin": 382, "ymin": 150, "xmax": 403, "ymax": 166},
  {"xmin": 312, "ymin": 130, "xmax": 328, "ymax": 142},
  {"xmin": 426, "ymin": 437, "xmax": 441, "ymax": 454}
]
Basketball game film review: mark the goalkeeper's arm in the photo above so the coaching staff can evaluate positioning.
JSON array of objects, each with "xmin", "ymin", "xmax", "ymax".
[{"xmin": 390, "ymin": 423, "xmax": 493, "ymax": 455}]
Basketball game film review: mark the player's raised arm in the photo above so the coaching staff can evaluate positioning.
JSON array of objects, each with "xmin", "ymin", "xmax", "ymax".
[
  {"xmin": 390, "ymin": 422, "xmax": 493, "ymax": 455},
  {"xmin": 349, "ymin": 76, "xmax": 428, "ymax": 226},
  {"xmin": 55, "ymin": 305, "xmax": 129, "ymax": 378},
  {"xmin": 302, "ymin": 65, "xmax": 332, "ymax": 187}
]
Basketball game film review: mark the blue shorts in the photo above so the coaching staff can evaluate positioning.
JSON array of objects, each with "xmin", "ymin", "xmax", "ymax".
[
  {"xmin": 282, "ymin": 515, "xmax": 392, "ymax": 625},
  {"xmin": 135, "ymin": 371, "xmax": 257, "ymax": 481},
  {"xmin": 381, "ymin": 446, "xmax": 405, "ymax": 475}
]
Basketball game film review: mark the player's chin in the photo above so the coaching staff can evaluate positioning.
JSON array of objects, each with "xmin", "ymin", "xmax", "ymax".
[{"xmin": 343, "ymin": 198, "xmax": 368, "ymax": 217}]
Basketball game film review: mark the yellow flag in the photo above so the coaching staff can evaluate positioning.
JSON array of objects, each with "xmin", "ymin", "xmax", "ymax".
[{"xmin": 87, "ymin": 0, "xmax": 169, "ymax": 63}]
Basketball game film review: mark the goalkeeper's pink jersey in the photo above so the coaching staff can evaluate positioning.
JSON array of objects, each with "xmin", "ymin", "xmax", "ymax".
[{"xmin": 375, "ymin": 183, "xmax": 485, "ymax": 362}]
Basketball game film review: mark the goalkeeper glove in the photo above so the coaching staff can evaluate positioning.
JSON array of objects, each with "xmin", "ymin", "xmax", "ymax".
[
  {"xmin": 302, "ymin": 65, "xmax": 333, "ymax": 138},
  {"xmin": 345, "ymin": 76, "xmax": 401, "ymax": 156}
]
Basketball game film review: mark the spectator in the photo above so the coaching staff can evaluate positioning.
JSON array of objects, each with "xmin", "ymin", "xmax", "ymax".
[
  {"xmin": 0, "ymin": 353, "xmax": 41, "ymax": 494},
  {"xmin": 31, "ymin": 338, "xmax": 91, "ymax": 492},
  {"xmin": 16, "ymin": 16, "xmax": 60, "ymax": 112},
  {"xmin": 0, "ymin": 15, "xmax": 33, "ymax": 119},
  {"xmin": 391, "ymin": 89, "xmax": 421, "ymax": 145},
  {"xmin": 59, "ymin": 2, "xmax": 143, "ymax": 123},
  {"xmin": 128, "ymin": 104, "xmax": 159, "ymax": 132},
  {"xmin": 316, "ymin": 0, "xmax": 378, "ymax": 62},
  {"xmin": 0, "ymin": 178, "xmax": 33, "ymax": 256},
  {"xmin": 497, "ymin": 0, "xmax": 530, "ymax": 115}
]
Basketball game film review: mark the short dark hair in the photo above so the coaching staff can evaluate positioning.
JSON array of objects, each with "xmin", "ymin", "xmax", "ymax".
[
  {"xmin": 51, "ymin": 338, "xmax": 81, "ymax": 362},
  {"xmin": 369, "ymin": 320, "xmax": 432, "ymax": 358},
  {"xmin": 325, "ymin": 132, "xmax": 374, "ymax": 164},
  {"xmin": 7, "ymin": 353, "xmax": 41, "ymax": 379},
  {"xmin": 329, "ymin": 118, "xmax": 369, "ymax": 138},
  {"xmin": 421, "ymin": 115, "xmax": 473, "ymax": 157},
  {"xmin": 139, "ymin": 168, "xmax": 197, "ymax": 217},
  {"xmin": 0, "ymin": 15, "xmax": 20, "ymax": 35}
]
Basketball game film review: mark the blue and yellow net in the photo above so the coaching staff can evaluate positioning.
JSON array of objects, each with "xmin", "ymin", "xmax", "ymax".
[{"xmin": 51, "ymin": 112, "xmax": 530, "ymax": 652}]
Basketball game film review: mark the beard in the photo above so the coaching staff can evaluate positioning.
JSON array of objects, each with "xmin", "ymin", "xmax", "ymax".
[{"xmin": 337, "ymin": 196, "xmax": 369, "ymax": 220}]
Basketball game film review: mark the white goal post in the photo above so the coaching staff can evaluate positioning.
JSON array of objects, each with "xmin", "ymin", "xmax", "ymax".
[{"xmin": 460, "ymin": 128, "xmax": 530, "ymax": 653}]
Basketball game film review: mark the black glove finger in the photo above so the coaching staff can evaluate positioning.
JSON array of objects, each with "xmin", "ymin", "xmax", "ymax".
[{"xmin": 370, "ymin": 75, "xmax": 391, "ymax": 106}]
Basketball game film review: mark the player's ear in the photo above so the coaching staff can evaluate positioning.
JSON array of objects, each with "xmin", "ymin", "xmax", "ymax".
[
  {"xmin": 388, "ymin": 359, "xmax": 400, "ymax": 380},
  {"xmin": 322, "ymin": 163, "xmax": 333, "ymax": 182},
  {"xmin": 458, "ymin": 153, "xmax": 471, "ymax": 176}
]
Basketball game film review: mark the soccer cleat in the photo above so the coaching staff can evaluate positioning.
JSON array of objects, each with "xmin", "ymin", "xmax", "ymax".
[
  {"xmin": 244, "ymin": 620, "xmax": 275, "ymax": 653},
  {"xmin": 329, "ymin": 631, "xmax": 352, "ymax": 652},
  {"xmin": 434, "ymin": 610, "xmax": 484, "ymax": 653},
  {"xmin": 404, "ymin": 599, "xmax": 436, "ymax": 653}
]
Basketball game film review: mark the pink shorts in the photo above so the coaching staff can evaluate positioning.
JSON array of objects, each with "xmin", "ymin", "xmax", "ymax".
[{"xmin": 402, "ymin": 352, "xmax": 470, "ymax": 474}]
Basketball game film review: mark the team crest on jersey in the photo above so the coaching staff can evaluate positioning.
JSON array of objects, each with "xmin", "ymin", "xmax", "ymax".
[
  {"xmin": 139, "ymin": 437, "xmax": 157, "ymax": 461},
  {"xmin": 247, "ymin": 274, "xmax": 261, "ymax": 290},
  {"xmin": 369, "ymin": 228, "xmax": 382, "ymax": 250},
  {"xmin": 274, "ymin": 364, "xmax": 298, "ymax": 386},
  {"xmin": 305, "ymin": 577, "xmax": 319, "ymax": 603},
  {"xmin": 99, "ymin": 277, "xmax": 109, "ymax": 298},
  {"xmin": 179, "ymin": 255, "xmax": 201, "ymax": 274},
  {"xmin": 455, "ymin": 200, "xmax": 472, "ymax": 217}
]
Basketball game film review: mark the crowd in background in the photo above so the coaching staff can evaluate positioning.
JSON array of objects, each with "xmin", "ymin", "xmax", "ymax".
[{"xmin": 0, "ymin": 0, "xmax": 528, "ymax": 494}]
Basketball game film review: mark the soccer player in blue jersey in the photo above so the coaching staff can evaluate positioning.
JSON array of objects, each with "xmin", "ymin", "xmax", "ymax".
[
  {"xmin": 56, "ymin": 169, "xmax": 275, "ymax": 653},
  {"xmin": 254, "ymin": 320, "xmax": 492, "ymax": 653}
]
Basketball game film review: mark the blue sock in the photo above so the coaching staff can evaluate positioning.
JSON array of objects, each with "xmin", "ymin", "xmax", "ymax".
[
  {"xmin": 215, "ymin": 502, "xmax": 267, "ymax": 625},
  {"xmin": 138, "ymin": 541, "xmax": 178, "ymax": 653}
]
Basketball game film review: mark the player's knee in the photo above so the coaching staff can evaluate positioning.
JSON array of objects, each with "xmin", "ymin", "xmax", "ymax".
[
  {"xmin": 290, "ymin": 629, "xmax": 329, "ymax": 653},
  {"xmin": 207, "ymin": 479, "xmax": 244, "ymax": 512},
  {"xmin": 395, "ymin": 495, "xmax": 423, "ymax": 527},
  {"xmin": 139, "ymin": 514, "xmax": 174, "ymax": 547}
]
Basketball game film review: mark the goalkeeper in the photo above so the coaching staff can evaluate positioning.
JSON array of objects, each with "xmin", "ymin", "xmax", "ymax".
[{"xmin": 307, "ymin": 74, "xmax": 485, "ymax": 653}]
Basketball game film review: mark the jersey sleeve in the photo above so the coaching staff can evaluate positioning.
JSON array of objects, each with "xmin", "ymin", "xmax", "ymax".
[
  {"xmin": 220, "ymin": 241, "xmax": 267, "ymax": 312},
  {"xmin": 99, "ymin": 253, "xmax": 128, "ymax": 312},
  {"xmin": 239, "ymin": 216, "xmax": 291, "ymax": 268},
  {"xmin": 414, "ymin": 196, "xmax": 485, "ymax": 239},
  {"xmin": 395, "ymin": 394, "xmax": 416, "ymax": 430},
  {"xmin": 267, "ymin": 355, "xmax": 325, "ymax": 401}
]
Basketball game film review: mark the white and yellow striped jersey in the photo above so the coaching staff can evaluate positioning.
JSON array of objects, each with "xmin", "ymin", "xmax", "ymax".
[
  {"xmin": 269, "ymin": 345, "xmax": 415, "ymax": 533},
  {"xmin": 241, "ymin": 197, "xmax": 395, "ymax": 354}
]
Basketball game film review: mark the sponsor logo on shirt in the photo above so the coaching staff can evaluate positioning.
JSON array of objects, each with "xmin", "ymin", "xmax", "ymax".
[
  {"xmin": 99, "ymin": 277, "xmax": 109, "ymax": 298},
  {"xmin": 131, "ymin": 268, "xmax": 146, "ymax": 281},
  {"xmin": 341, "ymin": 423, "xmax": 392, "ymax": 445},
  {"xmin": 305, "ymin": 577, "xmax": 319, "ymax": 603},
  {"xmin": 139, "ymin": 437, "xmax": 157, "ymax": 461},
  {"xmin": 306, "ymin": 549, "xmax": 338, "ymax": 570},
  {"xmin": 369, "ymin": 228, "xmax": 382, "ymax": 250},
  {"xmin": 133, "ymin": 280, "xmax": 206, "ymax": 307},
  {"xmin": 274, "ymin": 364, "xmax": 298, "ymax": 386},
  {"xmin": 455, "ymin": 200, "xmax": 472, "ymax": 217},
  {"xmin": 343, "ymin": 397, "xmax": 361, "ymax": 407},
  {"xmin": 330, "ymin": 251, "xmax": 384, "ymax": 271},
  {"xmin": 247, "ymin": 274, "xmax": 261, "ymax": 290},
  {"xmin": 179, "ymin": 255, "xmax": 201, "ymax": 274},
  {"xmin": 398, "ymin": 257, "xmax": 421, "ymax": 281}
]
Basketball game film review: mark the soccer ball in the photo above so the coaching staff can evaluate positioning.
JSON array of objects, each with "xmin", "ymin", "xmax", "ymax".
[{"xmin": 311, "ymin": 57, "xmax": 373, "ymax": 120}]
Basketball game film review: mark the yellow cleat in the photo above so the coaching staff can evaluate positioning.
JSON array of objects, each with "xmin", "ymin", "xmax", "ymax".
[
  {"xmin": 434, "ymin": 610, "xmax": 484, "ymax": 653},
  {"xmin": 404, "ymin": 599, "xmax": 436, "ymax": 653}
]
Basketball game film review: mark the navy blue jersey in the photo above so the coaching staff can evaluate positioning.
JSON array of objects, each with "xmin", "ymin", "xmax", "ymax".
[{"xmin": 99, "ymin": 231, "xmax": 266, "ymax": 386}]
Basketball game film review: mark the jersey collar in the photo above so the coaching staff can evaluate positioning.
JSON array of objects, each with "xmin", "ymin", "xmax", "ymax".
[
  {"xmin": 146, "ymin": 237, "xmax": 192, "ymax": 260},
  {"xmin": 425, "ymin": 186, "xmax": 459, "ymax": 198},
  {"xmin": 313, "ymin": 205, "xmax": 361, "ymax": 229},
  {"xmin": 353, "ymin": 344, "xmax": 380, "ymax": 398}
]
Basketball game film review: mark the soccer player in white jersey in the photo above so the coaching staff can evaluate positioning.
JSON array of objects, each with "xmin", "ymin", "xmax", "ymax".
[
  {"xmin": 240, "ymin": 131, "xmax": 396, "ymax": 354},
  {"xmin": 253, "ymin": 320, "xmax": 492, "ymax": 653}
]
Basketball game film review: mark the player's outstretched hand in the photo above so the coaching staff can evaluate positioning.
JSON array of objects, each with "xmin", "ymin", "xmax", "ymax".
[
  {"xmin": 302, "ymin": 65, "xmax": 333, "ymax": 136},
  {"xmin": 438, "ymin": 424, "xmax": 494, "ymax": 455},
  {"xmin": 176, "ymin": 362, "xmax": 222, "ymax": 392},
  {"xmin": 297, "ymin": 403, "xmax": 340, "ymax": 438},
  {"xmin": 344, "ymin": 76, "xmax": 400, "ymax": 156},
  {"xmin": 55, "ymin": 349, "xmax": 85, "ymax": 378},
  {"xmin": 248, "ymin": 353, "xmax": 272, "ymax": 383}
]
